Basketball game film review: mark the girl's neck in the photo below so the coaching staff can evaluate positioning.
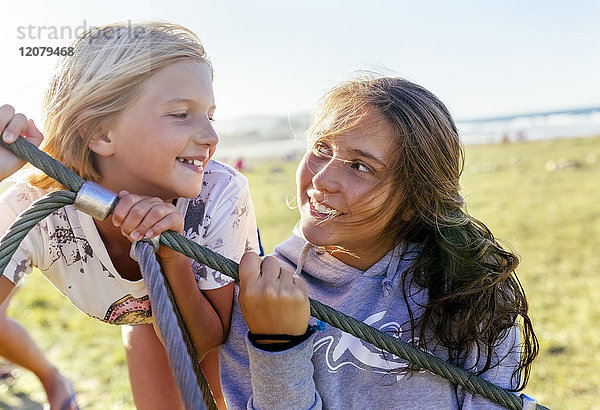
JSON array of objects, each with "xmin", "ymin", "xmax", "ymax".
[
  {"xmin": 96, "ymin": 176, "xmax": 176, "ymax": 205},
  {"xmin": 325, "ymin": 242, "xmax": 394, "ymax": 271},
  {"xmin": 94, "ymin": 217, "xmax": 126, "ymax": 243},
  {"xmin": 94, "ymin": 217, "xmax": 143, "ymax": 281}
]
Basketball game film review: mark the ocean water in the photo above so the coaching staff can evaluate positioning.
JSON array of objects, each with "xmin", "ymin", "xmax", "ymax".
[
  {"xmin": 215, "ymin": 138, "xmax": 307, "ymax": 161},
  {"xmin": 456, "ymin": 107, "xmax": 600, "ymax": 145},
  {"xmin": 213, "ymin": 107, "xmax": 600, "ymax": 161}
]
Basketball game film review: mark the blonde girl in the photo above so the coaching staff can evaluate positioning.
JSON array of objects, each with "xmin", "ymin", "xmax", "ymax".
[{"xmin": 0, "ymin": 21, "xmax": 258, "ymax": 408}]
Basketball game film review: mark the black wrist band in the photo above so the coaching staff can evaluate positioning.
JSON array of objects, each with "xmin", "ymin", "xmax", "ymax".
[{"xmin": 248, "ymin": 326, "xmax": 316, "ymax": 352}]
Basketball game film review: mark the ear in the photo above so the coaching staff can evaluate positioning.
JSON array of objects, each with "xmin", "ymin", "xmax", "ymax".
[{"xmin": 87, "ymin": 131, "xmax": 115, "ymax": 157}]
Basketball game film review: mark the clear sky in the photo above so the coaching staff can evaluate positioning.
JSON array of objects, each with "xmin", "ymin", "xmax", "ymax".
[{"xmin": 1, "ymin": 0, "xmax": 599, "ymax": 123}]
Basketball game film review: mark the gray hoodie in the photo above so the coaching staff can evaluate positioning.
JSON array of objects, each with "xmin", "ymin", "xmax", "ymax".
[{"xmin": 220, "ymin": 232, "xmax": 521, "ymax": 409}]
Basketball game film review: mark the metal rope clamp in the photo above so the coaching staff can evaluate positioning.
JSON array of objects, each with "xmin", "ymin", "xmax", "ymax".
[
  {"xmin": 74, "ymin": 181, "xmax": 118, "ymax": 221},
  {"xmin": 129, "ymin": 237, "xmax": 161, "ymax": 263}
]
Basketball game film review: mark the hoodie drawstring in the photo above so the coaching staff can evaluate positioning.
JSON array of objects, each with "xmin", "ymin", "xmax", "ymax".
[{"xmin": 294, "ymin": 241, "xmax": 312, "ymax": 277}]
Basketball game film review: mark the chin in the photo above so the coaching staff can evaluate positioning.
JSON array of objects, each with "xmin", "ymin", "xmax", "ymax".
[
  {"xmin": 300, "ymin": 223, "xmax": 334, "ymax": 247},
  {"xmin": 174, "ymin": 183, "xmax": 203, "ymax": 199},
  {"xmin": 178, "ymin": 190, "xmax": 202, "ymax": 199}
]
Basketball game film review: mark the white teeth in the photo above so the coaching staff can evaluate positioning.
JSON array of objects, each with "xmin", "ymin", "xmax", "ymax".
[
  {"xmin": 311, "ymin": 198, "xmax": 336, "ymax": 214},
  {"xmin": 177, "ymin": 157, "xmax": 203, "ymax": 167},
  {"xmin": 307, "ymin": 189, "xmax": 339, "ymax": 215}
]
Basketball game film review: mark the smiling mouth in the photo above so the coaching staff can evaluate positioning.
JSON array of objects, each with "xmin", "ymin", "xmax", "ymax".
[
  {"xmin": 177, "ymin": 157, "xmax": 204, "ymax": 167},
  {"xmin": 309, "ymin": 196, "xmax": 342, "ymax": 217},
  {"xmin": 176, "ymin": 157, "xmax": 204, "ymax": 171}
]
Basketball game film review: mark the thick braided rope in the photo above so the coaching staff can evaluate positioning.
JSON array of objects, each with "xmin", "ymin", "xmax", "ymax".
[
  {"xmin": 161, "ymin": 232, "xmax": 550, "ymax": 410},
  {"xmin": 309, "ymin": 299, "xmax": 520, "ymax": 409},
  {"xmin": 163, "ymin": 276, "xmax": 218, "ymax": 410},
  {"xmin": 2, "ymin": 136, "xmax": 213, "ymax": 406},
  {"xmin": 1, "ymin": 137, "xmax": 85, "ymax": 192},
  {"xmin": 0, "ymin": 137, "xmax": 549, "ymax": 410},
  {"xmin": 0, "ymin": 191, "xmax": 77, "ymax": 274},
  {"xmin": 135, "ymin": 242, "xmax": 207, "ymax": 410},
  {"xmin": 0, "ymin": 190, "xmax": 210, "ymax": 408},
  {"xmin": 1, "ymin": 137, "xmax": 210, "ymax": 407}
]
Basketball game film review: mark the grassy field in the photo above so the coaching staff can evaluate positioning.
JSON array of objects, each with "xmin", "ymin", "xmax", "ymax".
[{"xmin": 1, "ymin": 135, "xmax": 599, "ymax": 409}]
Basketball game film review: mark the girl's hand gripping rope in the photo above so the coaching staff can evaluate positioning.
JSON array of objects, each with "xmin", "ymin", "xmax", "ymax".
[
  {"xmin": 0, "ymin": 104, "xmax": 44, "ymax": 180},
  {"xmin": 112, "ymin": 191, "xmax": 186, "ymax": 264},
  {"xmin": 238, "ymin": 252, "xmax": 310, "ymax": 340}
]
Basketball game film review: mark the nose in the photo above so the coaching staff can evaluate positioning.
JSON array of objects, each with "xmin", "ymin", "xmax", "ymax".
[
  {"xmin": 193, "ymin": 117, "xmax": 219, "ymax": 149},
  {"xmin": 311, "ymin": 157, "xmax": 342, "ymax": 193}
]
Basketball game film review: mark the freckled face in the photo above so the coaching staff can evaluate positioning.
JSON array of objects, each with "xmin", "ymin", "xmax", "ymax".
[
  {"xmin": 99, "ymin": 61, "xmax": 218, "ymax": 201},
  {"xmin": 296, "ymin": 112, "xmax": 397, "ymax": 269}
]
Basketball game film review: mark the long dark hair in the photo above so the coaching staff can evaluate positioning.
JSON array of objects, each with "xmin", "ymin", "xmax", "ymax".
[{"xmin": 308, "ymin": 76, "xmax": 538, "ymax": 390}]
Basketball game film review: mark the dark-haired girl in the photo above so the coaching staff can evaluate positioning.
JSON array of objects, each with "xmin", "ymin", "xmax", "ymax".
[{"xmin": 220, "ymin": 76, "xmax": 538, "ymax": 409}]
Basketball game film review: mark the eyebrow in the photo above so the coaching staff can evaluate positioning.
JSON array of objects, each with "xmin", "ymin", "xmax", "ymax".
[
  {"xmin": 161, "ymin": 98, "xmax": 216, "ymax": 111},
  {"xmin": 347, "ymin": 148, "xmax": 386, "ymax": 165},
  {"xmin": 162, "ymin": 98, "xmax": 193, "ymax": 105}
]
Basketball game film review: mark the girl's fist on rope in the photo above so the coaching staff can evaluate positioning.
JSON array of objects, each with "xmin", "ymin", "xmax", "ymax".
[
  {"xmin": 0, "ymin": 104, "xmax": 44, "ymax": 180},
  {"xmin": 238, "ymin": 252, "xmax": 310, "ymax": 339},
  {"xmin": 112, "ymin": 191, "xmax": 185, "ymax": 263}
]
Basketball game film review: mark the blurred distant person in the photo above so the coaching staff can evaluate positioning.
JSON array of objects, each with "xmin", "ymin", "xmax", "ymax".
[{"xmin": 235, "ymin": 157, "xmax": 245, "ymax": 172}]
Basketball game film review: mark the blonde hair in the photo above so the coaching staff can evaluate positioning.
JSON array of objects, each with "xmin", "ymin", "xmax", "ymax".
[{"xmin": 29, "ymin": 21, "xmax": 211, "ymax": 189}]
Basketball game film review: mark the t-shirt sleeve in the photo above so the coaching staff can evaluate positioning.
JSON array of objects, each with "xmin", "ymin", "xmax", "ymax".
[
  {"xmin": 0, "ymin": 183, "xmax": 43, "ymax": 285},
  {"xmin": 457, "ymin": 325, "xmax": 523, "ymax": 409},
  {"xmin": 188, "ymin": 176, "xmax": 259, "ymax": 290}
]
